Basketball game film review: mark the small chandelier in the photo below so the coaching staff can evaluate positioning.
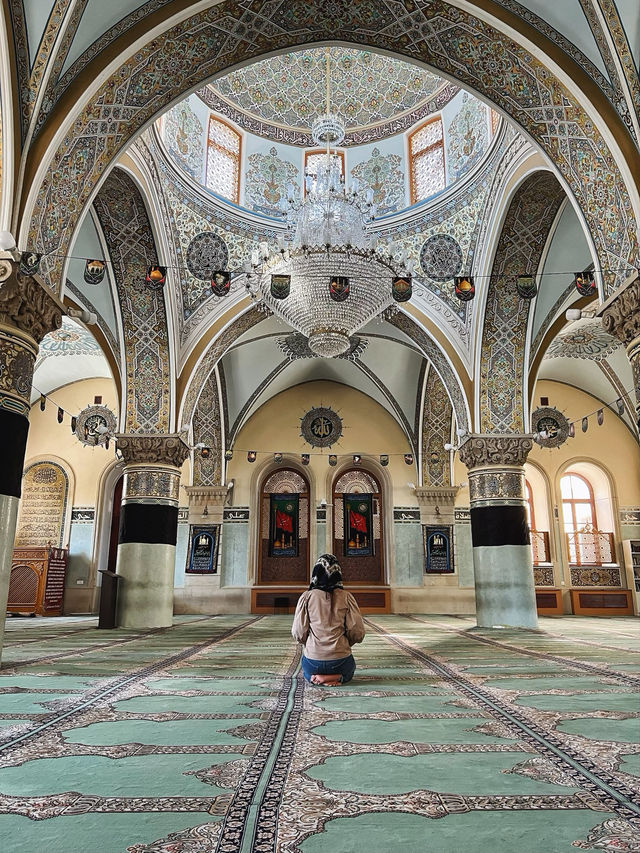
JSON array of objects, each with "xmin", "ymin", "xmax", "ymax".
[{"xmin": 244, "ymin": 52, "xmax": 412, "ymax": 358}]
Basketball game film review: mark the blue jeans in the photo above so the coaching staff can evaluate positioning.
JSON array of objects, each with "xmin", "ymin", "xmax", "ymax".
[{"xmin": 301, "ymin": 654, "xmax": 356, "ymax": 684}]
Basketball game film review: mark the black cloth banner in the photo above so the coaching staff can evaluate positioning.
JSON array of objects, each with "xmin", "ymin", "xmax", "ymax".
[
  {"xmin": 470, "ymin": 504, "xmax": 530, "ymax": 548},
  {"xmin": 119, "ymin": 503, "xmax": 178, "ymax": 546},
  {"xmin": 0, "ymin": 409, "xmax": 29, "ymax": 498}
]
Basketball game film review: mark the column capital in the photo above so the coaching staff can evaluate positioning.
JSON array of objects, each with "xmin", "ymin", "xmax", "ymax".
[
  {"xmin": 115, "ymin": 433, "xmax": 191, "ymax": 467},
  {"xmin": 458, "ymin": 434, "xmax": 533, "ymax": 470},
  {"xmin": 0, "ymin": 261, "xmax": 64, "ymax": 343},
  {"xmin": 599, "ymin": 272, "xmax": 640, "ymax": 348}
]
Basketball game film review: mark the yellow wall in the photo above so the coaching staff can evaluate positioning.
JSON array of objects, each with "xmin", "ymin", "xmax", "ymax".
[
  {"xmin": 227, "ymin": 381, "xmax": 416, "ymax": 505},
  {"xmin": 25, "ymin": 377, "xmax": 119, "ymax": 506},
  {"xmin": 530, "ymin": 380, "xmax": 640, "ymax": 507}
]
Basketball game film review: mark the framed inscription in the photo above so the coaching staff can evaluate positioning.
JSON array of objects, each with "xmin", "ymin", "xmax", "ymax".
[
  {"xmin": 186, "ymin": 525, "xmax": 220, "ymax": 574},
  {"xmin": 423, "ymin": 525, "xmax": 454, "ymax": 574}
]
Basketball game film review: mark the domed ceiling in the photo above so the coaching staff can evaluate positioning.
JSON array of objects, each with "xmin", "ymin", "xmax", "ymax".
[{"xmin": 200, "ymin": 47, "xmax": 457, "ymax": 146}]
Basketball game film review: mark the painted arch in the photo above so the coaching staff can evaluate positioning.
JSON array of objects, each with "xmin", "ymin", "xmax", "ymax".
[{"xmin": 17, "ymin": 0, "xmax": 638, "ymax": 302}]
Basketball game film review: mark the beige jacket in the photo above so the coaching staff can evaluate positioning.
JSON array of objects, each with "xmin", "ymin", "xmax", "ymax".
[{"xmin": 291, "ymin": 588, "xmax": 365, "ymax": 660}]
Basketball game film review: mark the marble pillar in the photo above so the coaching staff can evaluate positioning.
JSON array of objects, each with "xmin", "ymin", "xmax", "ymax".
[
  {"xmin": 0, "ymin": 259, "xmax": 63, "ymax": 662},
  {"xmin": 458, "ymin": 434, "xmax": 538, "ymax": 629},
  {"xmin": 114, "ymin": 433, "xmax": 190, "ymax": 629},
  {"xmin": 600, "ymin": 273, "xmax": 640, "ymax": 432}
]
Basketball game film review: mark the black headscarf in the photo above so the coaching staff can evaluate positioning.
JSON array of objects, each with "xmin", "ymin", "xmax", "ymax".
[{"xmin": 309, "ymin": 553, "xmax": 344, "ymax": 592}]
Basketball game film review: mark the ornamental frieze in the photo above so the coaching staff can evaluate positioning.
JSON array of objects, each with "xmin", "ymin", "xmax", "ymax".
[
  {"xmin": 600, "ymin": 275, "xmax": 640, "ymax": 348},
  {"xmin": 468, "ymin": 470, "xmax": 526, "ymax": 505},
  {"xmin": 0, "ymin": 262, "xmax": 63, "ymax": 343},
  {"xmin": 458, "ymin": 434, "xmax": 533, "ymax": 470},
  {"xmin": 123, "ymin": 467, "xmax": 181, "ymax": 504},
  {"xmin": 116, "ymin": 433, "xmax": 191, "ymax": 467}
]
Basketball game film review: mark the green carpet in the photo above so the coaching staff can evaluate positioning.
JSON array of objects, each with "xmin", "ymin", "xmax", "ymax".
[{"xmin": 0, "ymin": 614, "xmax": 638, "ymax": 852}]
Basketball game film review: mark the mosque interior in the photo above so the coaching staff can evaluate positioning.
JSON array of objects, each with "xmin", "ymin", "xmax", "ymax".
[{"xmin": 0, "ymin": 1, "xmax": 639, "ymax": 850}]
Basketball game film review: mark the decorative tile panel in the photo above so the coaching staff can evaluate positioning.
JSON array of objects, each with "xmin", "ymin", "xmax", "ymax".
[
  {"xmin": 26, "ymin": 0, "xmax": 637, "ymax": 301},
  {"xmin": 92, "ymin": 170, "xmax": 170, "ymax": 433}
]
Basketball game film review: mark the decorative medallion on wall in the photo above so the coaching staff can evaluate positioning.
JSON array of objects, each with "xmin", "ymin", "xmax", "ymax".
[
  {"xmin": 277, "ymin": 333, "xmax": 367, "ymax": 361},
  {"xmin": 75, "ymin": 405, "xmax": 117, "ymax": 447},
  {"xmin": 300, "ymin": 407, "xmax": 343, "ymax": 448},
  {"xmin": 531, "ymin": 406, "xmax": 570, "ymax": 448},
  {"xmin": 544, "ymin": 319, "xmax": 621, "ymax": 361},
  {"xmin": 186, "ymin": 232, "xmax": 229, "ymax": 280},
  {"xmin": 419, "ymin": 234, "xmax": 463, "ymax": 282}
]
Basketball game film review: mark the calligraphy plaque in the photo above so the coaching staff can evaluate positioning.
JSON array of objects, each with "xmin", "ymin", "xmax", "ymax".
[
  {"xmin": 186, "ymin": 525, "xmax": 220, "ymax": 574},
  {"xmin": 15, "ymin": 463, "xmax": 68, "ymax": 548},
  {"xmin": 300, "ymin": 406, "xmax": 343, "ymax": 448},
  {"xmin": 423, "ymin": 525, "xmax": 454, "ymax": 574}
]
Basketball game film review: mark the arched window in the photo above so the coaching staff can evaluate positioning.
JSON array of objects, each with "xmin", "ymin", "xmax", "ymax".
[
  {"xmin": 561, "ymin": 472, "xmax": 605, "ymax": 564},
  {"xmin": 525, "ymin": 479, "xmax": 536, "ymax": 530},
  {"xmin": 205, "ymin": 116, "xmax": 241, "ymax": 202},
  {"xmin": 561, "ymin": 473, "xmax": 596, "ymax": 533},
  {"xmin": 303, "ymin": 149, "xmax": 344, "ymax": 195},
  {"xmin": 408, "ymin": 117, "xmax": 445, "ymax": 203}
]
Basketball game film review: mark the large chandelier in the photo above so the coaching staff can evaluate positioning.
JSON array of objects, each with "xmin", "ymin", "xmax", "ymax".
[{"xmin": 245, "ymin": 53, "xmax": 413, "ymax": 358}]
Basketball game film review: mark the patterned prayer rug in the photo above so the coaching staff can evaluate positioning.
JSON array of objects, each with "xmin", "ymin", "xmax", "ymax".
[{"xmin": 0, "ymin": 614, "xmax": 638, "ymax": 852}]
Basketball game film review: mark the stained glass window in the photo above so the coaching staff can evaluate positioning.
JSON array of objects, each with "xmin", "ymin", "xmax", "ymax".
[
  {"xmin": 409, "ymin": 117, "xmax": 444, "ymax": 203},
  {"xmin": 206, "ymin": 116, "xmax": 241, "ymax": 202}
]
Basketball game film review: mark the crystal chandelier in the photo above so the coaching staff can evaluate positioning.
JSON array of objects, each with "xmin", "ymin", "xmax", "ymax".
[{"xmin": 245, "ymin": 52, "xmax": 412, "ymax": 358}]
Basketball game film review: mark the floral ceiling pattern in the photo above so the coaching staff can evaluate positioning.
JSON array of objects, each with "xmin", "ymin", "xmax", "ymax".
[{"xmin": 210, "ymin": 46, "xmax": 447, "ymax": 138}]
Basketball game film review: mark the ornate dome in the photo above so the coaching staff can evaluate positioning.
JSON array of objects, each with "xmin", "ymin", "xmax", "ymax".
[{"xmin": 201, "ymin": 47, "xmax": 456, "ymax": 146}]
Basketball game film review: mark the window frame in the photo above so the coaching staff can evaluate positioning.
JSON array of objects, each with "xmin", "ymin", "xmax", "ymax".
[
  {"xmin": 205, "ymin": 114, "xmax": 241, "ymax": 203},
  {"xmin": 408, "ymin": 116, "xmax": 445, "ymax": 205}
]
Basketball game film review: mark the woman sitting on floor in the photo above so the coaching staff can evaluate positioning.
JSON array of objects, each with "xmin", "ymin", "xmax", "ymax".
[{"xmin": 292, "ymin": 554, "xmax": 365, "ymax": 686}]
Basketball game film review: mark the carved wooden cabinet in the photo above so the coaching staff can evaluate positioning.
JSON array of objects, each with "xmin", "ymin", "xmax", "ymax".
[{"xmin": 8, "ymin": 547, "xmax": 68, "ymax": 616}]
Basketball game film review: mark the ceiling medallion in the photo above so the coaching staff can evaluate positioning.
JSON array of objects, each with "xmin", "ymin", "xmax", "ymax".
[
  {"xmin": 531, "ymin": 406, "xmax": 570, "ymax": 449},
  {"xmin": 75, "ymin": 405, "xmax": 117, "ymax": 447},
  {"xmin": 300, "ymin": 406, "xmax": 343, "ymax": 448},
  {"xmin": 186, "ymin": 232, "xmax": 229, "ymax": 280},
  {"xmin": 419, "ymin": 234, "xmax": 463, "ymax": 282},
  {"xmin": 277, "ymin": 332, "xmax": 367, "ymax": 361}
]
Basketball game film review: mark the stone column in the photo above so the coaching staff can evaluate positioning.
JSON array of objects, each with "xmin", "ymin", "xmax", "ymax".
[
  {"xmin": 600, "ymin": 273, "xmax": 640, "ymax": 431},
  {"xmin": 0, "ymin": 260, "xmax": 63, "ymax": 661},
  {"xmin": 114, "ymin": 433, "xmax": 190, "ymax": 628},
  {"xmin": 458, "ymin": 434, "xmax": 537, "ymax": 629}
]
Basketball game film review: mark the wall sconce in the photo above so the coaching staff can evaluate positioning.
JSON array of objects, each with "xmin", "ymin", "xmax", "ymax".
[
  {"xmin": 247, "ymin": 451, "xmax": 257, "ymax": 462},
  {"xmin": 202, "ymin": 504, "xmax": 209, "ymax": 516},
  {"xmin": 353, "ymin": 454, "xmax": 362, "ymax": 465}
]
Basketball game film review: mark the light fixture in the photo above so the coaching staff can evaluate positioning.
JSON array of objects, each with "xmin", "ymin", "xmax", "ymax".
[
  {"xmin": 247, "ymin": 451, "xmax": 257, "ymax": 463},
  {"xmin": 202, "ymin": 504, "xmax": 209, "ymax": 516},
  {"xmin": 243, "ymin": 49, "xmax": 411, "ymax": 358}
]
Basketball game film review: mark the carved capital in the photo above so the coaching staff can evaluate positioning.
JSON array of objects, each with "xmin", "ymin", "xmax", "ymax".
[
  {"xmin": 0, "ymin": 262, "xmax": 64, "ymax": 343},
  {"xmin": 458, "ymin": 434, "xmax": 533, "ymax": 470},
  {"xmin": 184, "ymin": 486, "xmax": 228, "ymax": 507},
  {"xmin": 116, "ymin": 433, "xmax": 191, "ymax": 467},
  {"xmin": 600, "ymin": 274, "xmax": 640, "ymax": 349},
  {"xmin": 415, "ymin": 486, "xmax": 459, "ymax": 508}
]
